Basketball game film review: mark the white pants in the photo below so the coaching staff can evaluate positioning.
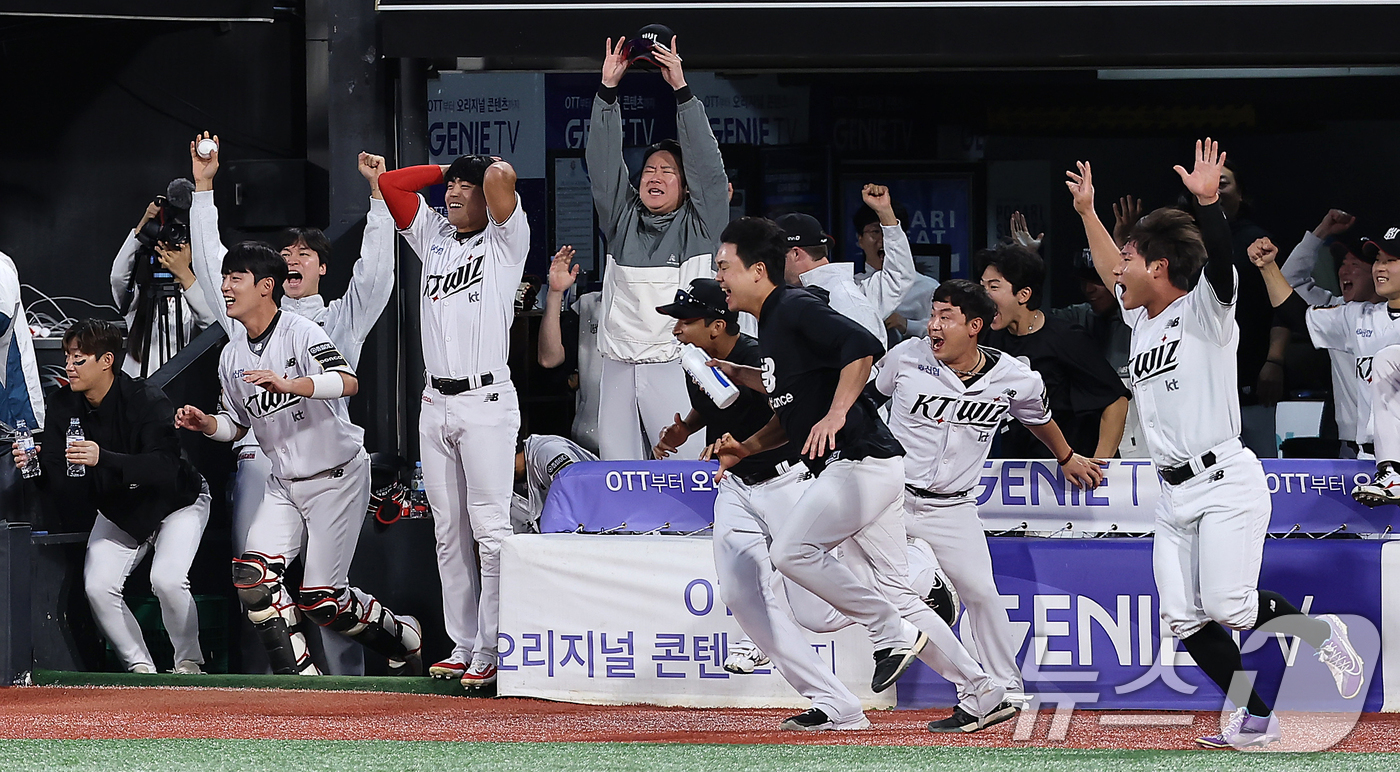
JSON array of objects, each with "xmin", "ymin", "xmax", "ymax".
[
  {"xmin": 597, "ymin": 357, "xmax": 705, "ymax": 461},
  {"xmin": 903, "ymin": 494, "xmax": 1022, "ymax": 692},
  {"xmin": 713, "ymin": 466, "xmax": 864, "ymax": 723},
  {"xmin": 231, "ymin": 446, "xmax": 363, "ymax": 675},
  {"xmin": 1370, "ymin": 345, "xmax": 1400, "ymax": 463},
  {"xmin": 1153, "ymin": 440, "xmax": 1271, "ymax": 638},
  {"xmin": 85, "ymin": 483, "xmax": 210, "ymax": 671},
  {"xmin": 420, "ymin": 381, "xmax": 519, "ymax": 662},
  {"xmin": 769, "ymin": 455, "xmax": 1001, "ymax": 715}
]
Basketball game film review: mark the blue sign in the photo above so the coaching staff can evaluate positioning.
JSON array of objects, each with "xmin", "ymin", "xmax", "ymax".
[{"xmin": 540, "ymin": 460, "xmax": 718, "ymax": 534}]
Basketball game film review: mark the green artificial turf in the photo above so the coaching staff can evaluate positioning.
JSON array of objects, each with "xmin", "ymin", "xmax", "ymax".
[
  {"xmin": 0, "ymin": 740, "xmax": 1390, "ymax": 772},
  {"xmin": 30, "ymin": 669, "xmax": 466, "ymax": 695}
]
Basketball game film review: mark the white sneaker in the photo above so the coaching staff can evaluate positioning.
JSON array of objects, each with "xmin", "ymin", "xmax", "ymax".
[
  {"xmin": 1316, "ymin": 614, "xmax": 1365, "ymax": 699},
  {"xmin": 461, "ymin": 653, "xmax": 498, "ymax": 688},
  {"xmin": 171, "ymin": 660, "xmax": 205, "ymax": 675},
  {"xmin": 129, "ymin": 663, "xmax": 156, "ymax": 674},
  {"xmin": 1196, "ymin": 707, "xmax": 1281, "ymax": 750},
  {"xmin": 1352, "ymin": 464, "xmax": 1400, "ymax": 507},
  {"xmin": 723, "ymin": 640, "xmax": 770, "ymax": 674}
]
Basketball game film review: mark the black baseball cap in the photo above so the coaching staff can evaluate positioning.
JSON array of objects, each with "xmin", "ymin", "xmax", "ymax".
[
  {"xmin": 774, "ymin": 212, "xmax": 831, "ymax": 249},
  {"xmin": 624, "ymin": 24, "xmax": 676, "ymax": 66},
  {"xmin": 656, "ymin": 278, "xmax": 736, "ymax": 322},
  {"xmin": 1362, "ymin": 227, "xmax": 1400, "ymax": 260}
]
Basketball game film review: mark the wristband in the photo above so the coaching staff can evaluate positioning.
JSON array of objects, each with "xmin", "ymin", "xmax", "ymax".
[
  {"xmin": 309, "ymin": 372, "xmax": 346, "ymax": 399},
  {"xmin": 1056, "ymin": 449, "xmax": 1074, "ymax": 466},
  {"xmin": 208, "ymin": 414, "xmax": 240, "ymax": 442}
]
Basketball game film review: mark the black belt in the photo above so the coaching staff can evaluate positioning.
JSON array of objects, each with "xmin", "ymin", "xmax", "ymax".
[
  {"xmin": 430, "ymin": 372, "xmax": 495, "ymax": 395},
  {"xmin": 1346, "ymin": 441, "xmax": 1375, "ymax": 455},
  {"xmin": 737, "ymin": 460, "xmax": 804, "ymax": 487},
  {"xmin": 905, "ymin": 484, "xmax": 971, "ymax": 500},
  {"xmin": 1159, "ymin": 451, "xmax": 1218, "ymax": 486}
]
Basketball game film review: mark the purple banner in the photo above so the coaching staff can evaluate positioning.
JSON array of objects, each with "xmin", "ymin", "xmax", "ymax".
[{"xmin": 539, "ymin": 460, "xmax": 718, "ymax": 534}]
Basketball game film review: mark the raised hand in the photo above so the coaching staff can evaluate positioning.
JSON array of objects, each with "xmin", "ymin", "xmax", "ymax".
[
  {"xmin": 548, "ymin": 246, "xmax": 581, "ymax": 293},
  {"xmin": 1314, "ymin": 209, "xmax": 1356, "ymax": 239},
  {"xmin": 861, "ymin": 183, "xmax": 897, "ymax": 225},
  {"xmin": 138, "ymin": 200, "xmax": 161, "ymax": 231},
  {"xmin": 651, "ymin": 36, "xmax": 686, "ymax": 91},
  {"xmin": 1247, "ymin": 237, "xmax": 1279, "ymax": 268},
  {"xmin": 1010, "ymin": 211, "xmax": 1044, "ymax": 252},
  {"xmin": 602, "ymin": 37, "xmax": 630, "ymax": 88},
  {"xmin": 1065, "ymin": 161, "xmax": 1096, "ymax": 218},
  {"xmin": 190, "ymin": 131, "xmax": 220, "ymax": 192},
  {"xmin": 1173, "ymin": 137, "xmax": 1226, "ymax": 206},
  {"xmin": 1112, "ymin": 195, "xmax": 1144, "ymax": 248}
]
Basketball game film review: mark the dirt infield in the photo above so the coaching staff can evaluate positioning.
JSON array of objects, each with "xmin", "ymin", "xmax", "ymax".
[{"xmin": 0, "ymin": 687, "xmax": 1395, "ymax": 752}]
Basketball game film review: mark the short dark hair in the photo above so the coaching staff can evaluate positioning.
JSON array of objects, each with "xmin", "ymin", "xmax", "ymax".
[
  {"xmin": 1127, "ymin": 207, "xmax": 1206, "ymax": 291},
  {"xmin": 280, "ymin": 227, "xmax": 332, "ymax": 268},
  {"xmin": 974, "ymin": 243, "xmax": 1046, "ymax": 310},
  {"xmin": 444, "ymin": 155, "xmax": 495, "ymax": 186},
  {"xmin": 642, "ymin": 138, "xmax": 685, "ymax": 189},
  {"xmin": 701, "ymin": 314, "xmax": 739, "ymax": 336},
  {"xmin": 63, "ymin": 319, "xmax": 124, "ymax": 363},
  {"xmin": 853, "ymin": 199, "xmax": 910, "ymax": 234},
  {"xmin": 222, "ymin": 241, "xmax": 288, "ymax": 300},
  {"xmin": 932, "ymin": 279, "xmax": 996, "ymax": 342},
  {"xmin": 720, "ymin": 217, "xmax": 788, "ymax": 288},
  {"xmin": 799, "ymin": 244, "xmax": 829, "ymax": 261}
]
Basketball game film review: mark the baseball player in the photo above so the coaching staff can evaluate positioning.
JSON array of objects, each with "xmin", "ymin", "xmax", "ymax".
[
  {"xmin": 378, "ymin": 154, "xmax": 527, "ymax": 688},
  {"xmin": 511, "ymin": 433, "xmax": 598, "ymax": 533},
  {"xmin": 1250, "ymin": 227, "xmax": 1400, "ymax": 503},
  {"xmin": 588, "ymin": 36, "xmax": 725, "ymax": 461},
  {"xmin": 175, "ymin": 241, "xmax": 421, "ymax": 676},
  {"xmin": 1274, "ymin": 210, "xmax": 1379, "ymax": 457},
  {"xmin": 872, "ymin": 278, "xmax": 1104, "ymax": 698},
  {"xmin": 1067, "ymin": 140, "xmax": 1362, "ymax": 750},
  {"xmin": 190, "ymin": 134, "xmax": 397, "ymax": 675},
  {"xmin": 712, "ymin": 217, "xmax": 1014, "ymax": 733},
  {"xmin": 776, "ymin": 212, "xmax": 886, "ymax": 347},
  {"xmin": 850, "ymin": 194, "xmax": 923, "ymax": 342}
]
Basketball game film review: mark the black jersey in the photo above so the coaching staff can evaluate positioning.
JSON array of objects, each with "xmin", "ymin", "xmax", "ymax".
[
  {"xmin": 686, "ymin": 333, "xmax": 799, "ymax": 479},
  {"xmin": 755, "ymin": 284, "xmax": 904, "ymax": 473}
]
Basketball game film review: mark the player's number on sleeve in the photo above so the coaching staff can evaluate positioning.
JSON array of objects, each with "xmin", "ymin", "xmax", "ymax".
[{"xmin": 760, "ymin": 357, "xmax": 776, "ymax": 393}]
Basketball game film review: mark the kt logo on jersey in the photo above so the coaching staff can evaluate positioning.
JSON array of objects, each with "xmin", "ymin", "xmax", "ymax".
[
  {"xmin": 909, "ymin": 394, "xmax": 1009, "ymax": 428},
  {"xmin": 425, "ymin": 258, "xmax": 485, "ymax": 302},
  {"xmin": 243, "ymin": 390, "xmax": 303, "ymax": 419}
]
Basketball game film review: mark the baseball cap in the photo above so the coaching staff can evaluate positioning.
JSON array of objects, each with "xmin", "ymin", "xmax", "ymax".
[
  {"xmin": 1362, "ymin": 227, "xmax": 1400, "ymax": 260},
  {"xmin": 774, "ymin": 212, "xmax": 831, "ymax": 249},
  {"xmin": 1330, "ymin": 237, "xmax": 1373, "ymax": 265},
  {"xmin": 624, "ymin": 23, "xmax": 676, "ymax": 66},
  {"xmin": 656, "ymin": 278, "xmax": 735, "ymax": 321}
]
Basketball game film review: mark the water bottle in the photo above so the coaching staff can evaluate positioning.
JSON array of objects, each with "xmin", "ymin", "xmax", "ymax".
[
  {"xmin": 410, "ymin": 462, "xmax": 428, "ymax": 518},
  {"xmin": 15, "ymin": 419, "xmax": 40, "ymax": 479},
  {"xmin": 679, "ymin": 344, "xmax": 740, "ymax": 409},
  {"xmin": 66, "ymin": 418, "xmax": 85, "ymax": 478}
]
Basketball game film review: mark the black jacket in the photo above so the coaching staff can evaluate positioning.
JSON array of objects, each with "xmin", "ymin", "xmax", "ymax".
[{"xmin": 37, "ymin": 372, "xmax": 202, "ymax": 541}]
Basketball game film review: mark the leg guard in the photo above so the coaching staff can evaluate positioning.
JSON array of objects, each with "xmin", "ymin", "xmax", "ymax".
[
  {"xmin": 298, "ymin": 586, "xmax": 423, "ymax": 675},
  {"xmin": 233, "ymin": 553, "xmax": 319, "ymax": 675}
]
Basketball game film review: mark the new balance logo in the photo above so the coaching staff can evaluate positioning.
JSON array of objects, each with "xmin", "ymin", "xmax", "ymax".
[{"xmin": 1131, "ymin": 340, "xmax": 1181, "ymax": 384}]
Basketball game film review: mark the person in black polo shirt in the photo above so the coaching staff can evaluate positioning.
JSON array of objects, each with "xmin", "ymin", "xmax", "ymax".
[
  {"xmin": 711, "ymin": 218, "xmax": 1012, "ymax": 731},
  {"xmin": 654, "ymin": 278, "xmax": 867, "ymax": 731},
  {"xmin": 11, "ymin": 319, "xmax": 209, "ymax": 674}
]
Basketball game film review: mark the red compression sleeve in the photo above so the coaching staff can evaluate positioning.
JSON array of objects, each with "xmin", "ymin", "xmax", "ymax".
[{"xmin": 379, "ymin": 165, "xmax": 444, "ymax": 229}]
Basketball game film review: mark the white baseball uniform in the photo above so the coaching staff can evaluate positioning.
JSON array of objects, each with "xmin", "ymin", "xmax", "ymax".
[
  {"xmin": 1302, "ymin": 302, "xmax": 1400, "ymax": 450},
  {"xmin": 1120, "ymin": 267, "xmax": 1271, "ymax": 638},
  {"xmin": 398, "ymin": 193, "xmax": 526, "ymax": 665},
  {"xmin": 510, "ymin": 434, "xmax": 597, "ymax": 532},
  {"xmin": 192, "ymin": 191, "xmax": 396, "ymax": 674}
]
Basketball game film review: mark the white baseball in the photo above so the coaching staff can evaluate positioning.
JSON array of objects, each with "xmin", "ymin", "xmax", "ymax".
[{"xmin": 196, "ymin": 138, "xmax": 219, "ymax": 159}]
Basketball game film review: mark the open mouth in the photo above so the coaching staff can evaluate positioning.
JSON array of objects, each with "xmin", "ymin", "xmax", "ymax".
[
  {"xmin": 930, "ymin": 334, "xmax": 945, "ymax": 354},
  {"xmin": 446, "ymin": 202, "xmax": 463, "ymax": 211},
  {"xmin": 1342, "ymin": 280, "xmax": 1355, "ymax": 293},
  {"xmin": 223, "ymin": 295, "xmax": 235, "ymax": 308}
]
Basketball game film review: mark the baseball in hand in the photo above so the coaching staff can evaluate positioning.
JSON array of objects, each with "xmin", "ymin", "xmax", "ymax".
[{"xmin": 196, "ymin": 138, "xmax": 219, "ymax": 159}]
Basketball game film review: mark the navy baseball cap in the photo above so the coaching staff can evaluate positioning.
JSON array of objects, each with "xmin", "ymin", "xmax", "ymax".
[
  {"xmin": 656, "ymin": 278, "xmax": 735, "ymax": 321},
  {"xmin": 774, "ymin": 212, "xmax": 831, "ymax": 249},
  {"xmin": 624, "ymin": 24, "xmax": 676, "ymax": 66},
  {"xmin": 1362, "ymin": 227, "xmax": 1400, "ymax": 260}
]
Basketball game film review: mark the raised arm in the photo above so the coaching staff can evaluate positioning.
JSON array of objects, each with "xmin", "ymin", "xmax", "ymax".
[
  {"xmin": 378, "ymin": 164, "xmax": 444, "ymax": 231},
  {"xmin": 654, "ymin": 38, "xmax": 729, "ymax": 239},
  {"xmin": 859, "ymin": 184, "xmax": 919, "ymax": 318},
  {"xmin": 333, "ymin": 153, "xmax": 398, "ymax": 345},
  {"xmin": 1173, "ymin": 138, "xmax": 1233, "ymax": 303},
  {"xmin": 112, "ymin": 201, "xmax": 159, "ymax": 307},
  {"xmin": 586, "ymin": 37, "xmax": 636, "ymax": 242},
  {"xmin": 484, "ymin": 160, "xmax": 519, "ymax": 225},
  {"xmin": 1282, "ymin": 209, "xmax": 1353, "ymax": 305},
  {"xmin": 189, "ymin": 131, "xmax": 234, "ymax": 336},
  {"xmin": 539, "ymin": 246, "xmax": 580, "ymax": 368},
  {"xmin": 1065, "ymin": 161, "xmax": 1120, "ymax": 289}
]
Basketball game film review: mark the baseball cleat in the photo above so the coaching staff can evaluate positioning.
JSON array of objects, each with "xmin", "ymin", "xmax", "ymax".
[
  {"xmin": 429, "ymin": 659, "xmax": 467, "ymax": 680},
  {"xmin": 925, "ymin": 568, "xmax": 961, "ymax": 628},
  {"xmin": 723, "ymin": 640, "xmax": 770, "ymax": 674},
  {"xmin": 779, "ymin": 708, "xmax": 871, "ymax": 731},
  {"xmin": 871, "ymin": 631, "xmax": 929, "ymax": 693},
  {"xmin": 171, "ymin": 660, "xmax": 205, "ymax": 675},
  {"xmin": 1351, "ymin": 464, "xmax": 1400, "ymax": 507},
  {"xmin": 129, "ymin": 663, "xmax": 156, "ymax": 674},
  {"xmin": 927, "ymin": 701, "xmax": 1017, "ymax": 733},
  {"xmin": 1196, "ymin": 707, "xmax": 1280, "ymax": 750},
  {"xmin": 461, "ymin": 654, "xmax": 498, "ymax": 690},
  {"xmin": 387, "ymin": 615, "xmax": 424, "ymax": 677},
  {"xmin": 1316, "ymin": 614, "xmax": 1365, "ymax": 699}
]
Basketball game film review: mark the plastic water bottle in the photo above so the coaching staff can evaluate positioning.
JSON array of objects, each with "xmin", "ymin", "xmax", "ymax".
[
  {"xmin": 15, "ymin": 419, "xmax": 40, "ymax": 479},
  {"xmin": 66, "ymin": 418, "xmax": 85, "ymax": 478},
  {"xmin": 680, "ymin": 344, "xmax": 740, "ymax": 409},
  {"xmin": 410, "ymin": 462, "xmax": 428, "ymax": 518}
]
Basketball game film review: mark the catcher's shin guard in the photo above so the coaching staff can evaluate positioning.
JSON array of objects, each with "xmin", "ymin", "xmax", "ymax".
[
  {"xmin": 299, "ymin": 586, "xmax": 423, "ymax": 675},
  {"xmin": 233, "ymin": 553, "xmax": 319, "ymax": 675}
]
